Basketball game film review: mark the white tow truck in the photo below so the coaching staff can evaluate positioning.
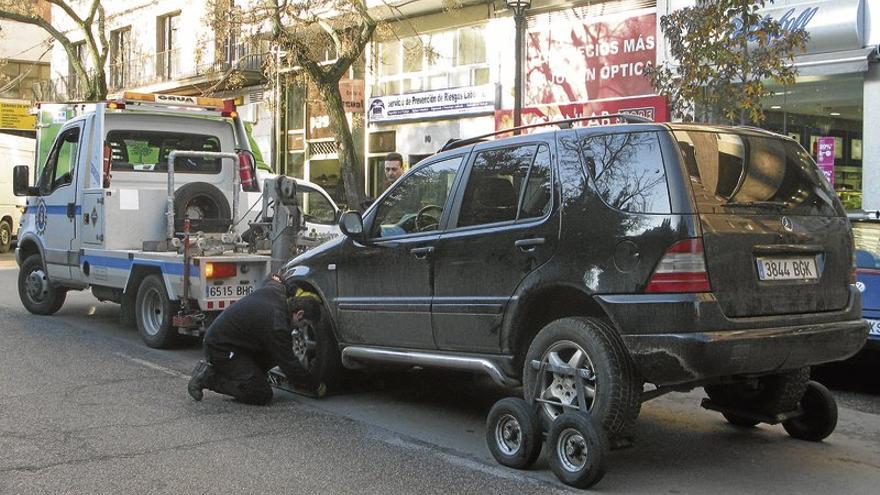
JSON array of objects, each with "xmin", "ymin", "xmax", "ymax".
[{"xmin": 13, "ymin": 92, "xmax": 337, "ymax": 348}]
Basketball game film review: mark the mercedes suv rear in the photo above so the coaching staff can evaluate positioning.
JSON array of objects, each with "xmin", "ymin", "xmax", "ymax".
[{"xmin": 282, "ymin": 120, "xmax": 868, "ymax": 443}]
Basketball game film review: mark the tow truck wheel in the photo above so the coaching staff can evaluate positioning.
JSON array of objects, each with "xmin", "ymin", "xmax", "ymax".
[
  {"xmin": 18, "ymin": 254, "xmax": 66, "ymax": 315},
  {"xmin": 486, "ymin": 397, "xmax": 543, "ymax": 469},
  {"xmin": 0, "ymin": 220, "xmax": 12, "ymax": 253},
  {"xmin": 782, "ymin": 381, "xmax": 838, "ymax": 442},
  {"xmin": 135, "ymin": 274, "xmax": 180, "ymax": 349},
  {"xmin": 547, "ymin": 411, "xmax": 608, "ymax": 489}
]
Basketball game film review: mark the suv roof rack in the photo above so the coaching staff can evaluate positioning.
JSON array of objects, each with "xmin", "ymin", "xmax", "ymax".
[{"xmin": 439, "ymin": 113, "xmax": 653, "ymax": 152}]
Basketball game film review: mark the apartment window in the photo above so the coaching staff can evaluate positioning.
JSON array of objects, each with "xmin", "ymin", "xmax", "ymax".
[
  {"xmin": 374, "ymin": 24, "xmax": 489, "ymax": 96},
  {"xmin": 157, "ymin": 12, "xmax": 180, "ymax": 79},
  {"xmin": 110, "ymin": 27, "xmax": 131, "ymax": 89}
]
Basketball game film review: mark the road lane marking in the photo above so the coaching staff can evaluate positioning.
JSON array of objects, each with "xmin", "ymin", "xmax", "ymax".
[{"xmin": 114, "ymin": 353, "xmax": 190, "ymax": 380}]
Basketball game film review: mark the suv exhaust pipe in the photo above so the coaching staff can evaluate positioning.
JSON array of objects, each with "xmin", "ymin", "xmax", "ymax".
[{"xmin": 341, "ymin": 347, "xmax": 521, "ymax": 388}]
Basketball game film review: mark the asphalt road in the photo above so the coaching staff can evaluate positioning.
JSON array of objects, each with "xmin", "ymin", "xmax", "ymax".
[{"xmin": 1, "ymin": 252, "xmax": 879, "ymax": 494}]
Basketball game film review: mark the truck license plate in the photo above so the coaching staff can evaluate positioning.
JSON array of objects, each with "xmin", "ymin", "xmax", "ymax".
[
  {"xmin": 206, "ymin": 284, "xmax": 254, "ymax": 298},
  {"xmin": 756, "ymin": 257, "xmax": 819, "ymax": 281}
]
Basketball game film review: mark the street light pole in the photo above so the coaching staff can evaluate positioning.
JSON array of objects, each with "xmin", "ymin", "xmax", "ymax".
[{"xmin": 507, "ymin": 0, "xmax": 531, "ymax": 135}]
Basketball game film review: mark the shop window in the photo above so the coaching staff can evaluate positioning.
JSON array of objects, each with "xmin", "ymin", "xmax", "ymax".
[
  {"xmin": 287, "ymin": 152, "xmax": 304, "ymax": 178},
  {"xmin": 762, "ymin": 74, "xmax": 864, "ymax": 209}
]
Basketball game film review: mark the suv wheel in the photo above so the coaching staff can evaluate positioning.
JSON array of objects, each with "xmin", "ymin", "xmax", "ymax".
[{"xmin": 523, "ymin": 317, "xmax": 642, "ymax": 440}]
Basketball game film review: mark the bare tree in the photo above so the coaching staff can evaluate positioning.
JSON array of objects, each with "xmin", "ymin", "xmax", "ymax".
[
  {"xmin": 208, "ymin": 0, "xmax": 384, "ymax": 210},
  {"xmin": 0, "ymin": 0, "xmax": 109, "ymax": 100}
]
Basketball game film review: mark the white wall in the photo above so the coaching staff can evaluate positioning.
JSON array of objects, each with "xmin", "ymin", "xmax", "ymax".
[
  {"xmin": 0, "ymin": 21, "xmax": 52, "ymax": 62},
  {"xmin": 49, "ymin": 1, "xmax": 219, "ymax": 82}
]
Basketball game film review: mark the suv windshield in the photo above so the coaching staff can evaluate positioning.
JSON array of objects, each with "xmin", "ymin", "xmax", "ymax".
[{"xmin": 673, "ymin": 130, "xmax": 839, "ymax": 216}]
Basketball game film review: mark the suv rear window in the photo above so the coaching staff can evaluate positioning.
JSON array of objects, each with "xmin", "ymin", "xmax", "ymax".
[
  {"xmin": 106, "ymin": 130, "xmax": 222, "ymax": 174},
  {"xmin": 580, "ymin": 131, "xmax": 671, "ymax": 214},
  {"xmin": 673, "ymin": 130, "xmax": 839, "ymax": 216}
]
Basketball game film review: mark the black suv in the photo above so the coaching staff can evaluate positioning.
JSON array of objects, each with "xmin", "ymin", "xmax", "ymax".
[{"xmin": 283, "ymin": 118, "xmax": 868, "ymax": 441}]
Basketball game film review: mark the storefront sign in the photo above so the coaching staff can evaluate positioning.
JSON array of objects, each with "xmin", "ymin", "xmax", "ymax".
[
  {"xmin": 525, "ymin": 8, "xmax": 656, "ymax": 105},
  {"xmin": 367, "ymin": 84, "xmax": 496, "ymax": 123},
  {"xmin": 671, "ymin": 0, "xmax": 865, "ymax": 55},
  {"xmin": 495, "ymin": 95, "xmax": 669, "ymax": 132},
  {"xmin": 0, "ymin": 101, "xmax": 36, "ymax": 130},
  {"xmin": 816, "ymin": 136, "xmax": 836, "ymax": 186}
]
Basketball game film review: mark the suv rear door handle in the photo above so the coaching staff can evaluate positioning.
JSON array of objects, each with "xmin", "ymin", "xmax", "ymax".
[
  {"xmin": 515, "ymin": 237, "xmax": 545, "ymax": 252},
  {"xmin": 410, "ymin": 246, "xmax": 434, "ymax": 260}
]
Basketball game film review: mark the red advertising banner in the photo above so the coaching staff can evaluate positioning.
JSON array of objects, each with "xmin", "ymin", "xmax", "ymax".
[
  {"xmin": 526, "ymin": 8, "xmax": 657, "ymax": 105},
  {"xmin": 495, "ymin": 95, "xmax": 668, "ymax": 132}
]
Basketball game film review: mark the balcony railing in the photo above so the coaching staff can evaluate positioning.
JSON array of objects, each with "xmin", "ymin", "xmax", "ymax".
[{"xmin": 34, "ymin": 38, "xmax": 267, "ymax": 102}]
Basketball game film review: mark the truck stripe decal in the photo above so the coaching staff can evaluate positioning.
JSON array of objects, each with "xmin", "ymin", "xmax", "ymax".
[
  {"xmin": 25, "ymin": 205, "xmax": 83, "ymax": 215},
  {"xmin": 80, "ymin": 254, "xmax": 197, "ymax": 276}
]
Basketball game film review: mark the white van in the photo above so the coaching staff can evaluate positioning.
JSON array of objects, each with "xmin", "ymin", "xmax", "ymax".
[{"xmin": 0, "ymin": 133, "xmax": 31, "ymax": 252}]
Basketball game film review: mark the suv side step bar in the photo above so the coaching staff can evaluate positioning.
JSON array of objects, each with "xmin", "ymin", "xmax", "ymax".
[{"xmin": 340, "ymin": 347, "xmax": 521, "ymax": 388}]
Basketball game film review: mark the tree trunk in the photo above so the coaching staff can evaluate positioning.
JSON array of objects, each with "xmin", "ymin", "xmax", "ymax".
[{"xmin": 317, "ymin": 80, "xmax": 365, "ymax": 211}]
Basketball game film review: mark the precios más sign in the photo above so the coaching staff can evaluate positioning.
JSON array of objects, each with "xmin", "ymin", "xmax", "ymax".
[{"xmin": 525, "ymin": 8, "xmax": 657, "ymax": 105}]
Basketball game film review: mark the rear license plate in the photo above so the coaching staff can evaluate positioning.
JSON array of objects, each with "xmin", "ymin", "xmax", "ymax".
[
  {"xmin": 868, "ymin": 319, "xmax": 880, "ymax": 338},
  {"xmin": 206, "ymin": 283, "xmax": 254, "ymax": 299},
  {"xmin": 756, "ymin": 257, "xmax": 819, "ymax": 281}
]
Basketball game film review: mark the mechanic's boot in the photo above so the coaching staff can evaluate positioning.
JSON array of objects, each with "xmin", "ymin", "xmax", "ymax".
[{"xmin": 188, "ymin": 360, "xmax": 214, "ymax": 401}]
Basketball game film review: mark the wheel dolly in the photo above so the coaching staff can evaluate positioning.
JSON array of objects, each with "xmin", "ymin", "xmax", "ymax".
[
  {"xmin": 486, "ymin": 359, "xmax": 609, "ymax": 489},
  {"xmin": 701, "ymin": 380, "xmax": 839, "ymax": 441}
]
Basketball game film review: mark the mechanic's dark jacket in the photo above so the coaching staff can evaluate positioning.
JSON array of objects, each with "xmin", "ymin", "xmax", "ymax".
[{"xmin": 203, "ymin": 278, "xmax": 304, "ymax": 380}]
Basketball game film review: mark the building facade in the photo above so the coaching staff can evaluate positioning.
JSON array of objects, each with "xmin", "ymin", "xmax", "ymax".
[
  {"xmin": 353, "ymin": 0, "xmax": 664, "ymax": 198},
  {"xmin": 43, "ymin": 1, "xmax": 272, "ymax": 166},
  {"xmin": 659, "ymin": 0, "xmax": 879, "ymax": 211}
]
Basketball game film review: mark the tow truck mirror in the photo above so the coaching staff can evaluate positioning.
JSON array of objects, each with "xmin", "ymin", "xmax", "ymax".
[
  {"xmin": 13, "ymin": 165, "xmax": 37, "ymax": 196},
  {"xmin": 339, "ymin": 211, "xmax": 366, "ymax": 241}
]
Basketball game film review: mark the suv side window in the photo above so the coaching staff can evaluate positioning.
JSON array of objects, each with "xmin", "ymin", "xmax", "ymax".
[
  {"xmin": 580, "ymin": 131, "xmax": 671, "ymax": 214},
  {"xmin": 457, "ymin": 143, "xmax": 552, "ymax": 228},
  {"xmin": 371, "ymin": 156, "xmax": 462, "ymax": 238},
  {"xmin": 38, "ymin": 126, "xmax": 80, "ymax": 195}
]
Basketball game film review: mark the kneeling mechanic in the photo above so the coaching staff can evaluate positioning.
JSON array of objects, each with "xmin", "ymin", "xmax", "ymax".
[{"xmin": 187, "ymin": 273, "xmax": 321, "ymax": 405}]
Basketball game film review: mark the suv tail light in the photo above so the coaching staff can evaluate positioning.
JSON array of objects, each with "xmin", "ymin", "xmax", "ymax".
[{"xmin": 645, "ymin": 238, "xmax": 711, "ymax": 293}]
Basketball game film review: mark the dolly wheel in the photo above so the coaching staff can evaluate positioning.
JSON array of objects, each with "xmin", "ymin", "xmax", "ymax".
[
  {"xmin": 547, "ymin": 411, "xmax": 608, "ymax": 489},
  {"xmin": 782, "ymin": 381, "xmax": 838, "ymax": 442},
  {"xmin": 486, "ymin": 398, "xmax": 543, "ymax": 470}
]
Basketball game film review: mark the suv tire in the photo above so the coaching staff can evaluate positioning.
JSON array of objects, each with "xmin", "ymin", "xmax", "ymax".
[
  {"xmin": 135, "ymin": 274, "xmax": 180, "ymax": 348},
  {"xmin": 705, "ymin": 367, "xmax": 810, "ymax": 416},
  {"xmin": 523, "ymin": 317, "xmax": 642, "ymax": 440},
  {"xmin": 297, "ymin": 307, "xmax": 344, "ymax": 392},
  {"xmin": 18, "ymin": 254, "xmax": 67, "ymax": 315}
]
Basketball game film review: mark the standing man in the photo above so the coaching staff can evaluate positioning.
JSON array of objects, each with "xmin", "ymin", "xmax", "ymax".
[
  {"xmin": 187, "ymin": 273, "xmax": 322, "ymax": 405},
  {"xmin": 383, "ymin": 152, "xmax": 405, "ymax": 191}
]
